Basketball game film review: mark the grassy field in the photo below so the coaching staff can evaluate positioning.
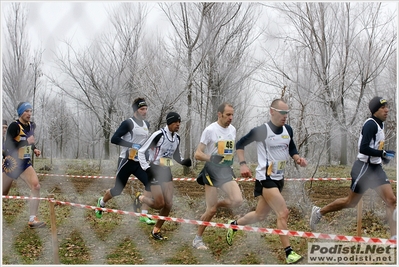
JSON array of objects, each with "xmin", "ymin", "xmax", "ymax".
[{"xmin": 2, "ymin": 158, "xmax": 397, "ymax": 265}]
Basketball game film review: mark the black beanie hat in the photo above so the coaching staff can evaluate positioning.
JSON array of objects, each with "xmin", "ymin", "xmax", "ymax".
[
  {"xmin": 132, "ymin": 98, "xmax": 147, "ymax": 112},
  {"xmin": 2, "ymin": 120, "xmax": 7, "ymax": 126},
  {"xmin": 166, "ymin": 112, "xmax": 181, "ymax": 125},
  {"xmin": 369, "ymin": 96, "xmax": 387, "ymax": 114}
]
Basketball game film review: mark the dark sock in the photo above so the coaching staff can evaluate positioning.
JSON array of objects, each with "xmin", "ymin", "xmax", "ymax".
[
  {"xmin": 285, "ymin": 246, "xmax": 293, "ymax": 257},
  {"xmin": 231, "ymin": 220, "xmax": 238, "ymax": 232}
]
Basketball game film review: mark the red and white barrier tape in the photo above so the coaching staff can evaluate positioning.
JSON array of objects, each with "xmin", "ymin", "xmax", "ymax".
[
  {"xmin": 2, "ymin": 195, "xmax": 49, "ymax": 201},
  {"xmin": 35, "ymin": 173, "xmax": 397, "ymax": 183},
  {"xmin": 3, "ymin": 195, "xmax": 396, "ymax": 245}
]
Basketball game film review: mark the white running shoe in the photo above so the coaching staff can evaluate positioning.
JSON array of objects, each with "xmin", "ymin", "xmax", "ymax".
[
  {"xmin": 192, "ymin": 237, "xmax": 208, "ymax": 250},
  {"xmin": 310, "ymin": 206, "xmax": 322, "ymax": 231}
]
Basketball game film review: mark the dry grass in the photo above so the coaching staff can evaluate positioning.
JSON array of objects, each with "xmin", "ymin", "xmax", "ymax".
[{"xmin": 2, "ymin": 158, "xmax": 397, "ymax": 264}]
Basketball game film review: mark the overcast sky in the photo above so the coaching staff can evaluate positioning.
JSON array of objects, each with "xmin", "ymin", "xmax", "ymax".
[{"xmin": 1, "ymin": 1, "xmax": 168, "ymax": 64}]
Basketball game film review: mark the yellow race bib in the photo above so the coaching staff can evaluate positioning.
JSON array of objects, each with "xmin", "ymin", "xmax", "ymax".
[
  {"xmin": 160, "ymin": 157, "xmax": 174, "ymax": 167},
  {"xmin": 378, "ymin": 141, "xmax": 385, "ymax": 150},
  {"xmin": 217, "ymin": 140, "xmax": 234, "ymax": 161},
  {"xmin": 128, "ymin": 144, "xmax": 141, "ymax": 160},
  {"xmin": 18, "ymin": 146, "xmax": 31, "ymax": 159}
]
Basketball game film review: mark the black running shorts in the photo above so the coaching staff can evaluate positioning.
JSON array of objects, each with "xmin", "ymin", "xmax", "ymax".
[
  {"xmin": 196, "ymin": 162, "xmax": 235, "ymax": 187},
  {"xmin": 350, "ymin": 159, "xmax": 390, "ymax": 194},
  {"xmin": 254, "ymin": 178, "xmax": 284, "ymax": 197}
]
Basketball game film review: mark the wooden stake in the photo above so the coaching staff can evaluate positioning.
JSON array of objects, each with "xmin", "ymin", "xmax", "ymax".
[
  {"xmin": 48, "ymin": 194, "xmax": 60, "ymax": 264},
  {"xmin": 356, "ymin": 197, "xmax": 363, "ymax": 236}
]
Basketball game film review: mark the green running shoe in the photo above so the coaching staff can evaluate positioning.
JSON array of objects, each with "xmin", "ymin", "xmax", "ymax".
[
  {"xmin": 95, "ymin": 197, "xmax": 104, "ymax": 219},
  {"xmin": 226, "ymin": 220, "xmax": 237, "ymax": 246},
  {"xmin": 286, "ymin": 251, "xmax": 303, "ymax": 264},
  {"xmin": 140, "ymin": 216, "xmax": 156, "ymax": 225}
]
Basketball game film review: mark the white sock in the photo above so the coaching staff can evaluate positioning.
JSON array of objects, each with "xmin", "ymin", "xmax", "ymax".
[
  {"xmin": 142, "ymin": 210, "xmax": 148, "ymax": 214},
  {"xmin": 29, "ymin": 215, "xmax": 36, "ymax": 222},
  {"xmin": 100, "ymin": 198, "xmax": 105, "ymax": 207}
]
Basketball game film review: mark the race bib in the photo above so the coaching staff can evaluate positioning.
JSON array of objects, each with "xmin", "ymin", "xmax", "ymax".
[
  {"xmin": 266, "ymin": 160, "xmax": 287, "ymax": 176},
  {"xmin": 378, "ymin": 141, "xmax": 385, "ymax": 150},
  {"xmin": 217, "ymin": 140, "xmax": 234, "ymax": 161},
  {"xmin": 128, "ymin": 144, "xmax": 141, "ymax": 160},
  {"xmin": 18, "ymin": 146, "xmax": 31, "ymax": 159},
  {"xmin": 160, "ymin": 157, "xmax": 174, "ymax": 167}
]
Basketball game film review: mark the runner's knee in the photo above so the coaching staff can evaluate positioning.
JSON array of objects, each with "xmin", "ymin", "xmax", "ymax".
[
  {"xmin": 277, "ymin": 207, "xmax": 289, "ymax": 221},
  {"xmin": 206, "ymin": 206, "xmax": 218, "ymax": 217},
  {"xmin": 230, "ymin": 196, "xmax": 243, "ymax": 208},
  {"xmin": 31, "ymin": 182, "xmax": 41, "ymax": 191},
  {"xmin": 152, "ymin": 198, "xmax": 165, "ymax": 209},
  {"xmin": 385, "ymin": 195, "xmax": 396, "ymax": 208}
]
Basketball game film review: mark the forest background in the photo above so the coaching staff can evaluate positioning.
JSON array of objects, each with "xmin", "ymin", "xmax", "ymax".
[
  {"xmin": 1, "ymin": 1, "xmax": 397, "ymax": 172},
  {"xmin": 1, "ymin": 2, "xmax": 398, "ymax": 265}
]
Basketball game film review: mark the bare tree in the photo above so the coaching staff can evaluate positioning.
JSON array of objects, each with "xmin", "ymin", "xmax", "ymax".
[
  {"xmin": 48, "ymin": 3, "xmax": 147, "ymax": 159},
  {"xmin": 160, "ymin": 2, "xmax": 262, "ymax": 172},
  {"xmin": 2, "ymin": 3, "xmax": 41, "ymax": 119},
  {"xmin": 48, "ymin": 98, "xmax": 73, "ymax": 158},
  {"xmin": 263, "ymin": 2, "xmax": 396, "ymax": 165}
]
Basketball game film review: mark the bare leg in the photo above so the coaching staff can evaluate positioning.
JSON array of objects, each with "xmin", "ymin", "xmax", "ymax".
[
  {"xmin": 196, "ymin": 185, "xmax": 219, "ymax": 237},
  {"xmin": 153, "ymin": 181, "xmax": 173, "ymax": 231},
  {"xmin": 2, "ymin": 173, "xmax": 14, "ymax": 195},
  {"xmin": 102, "ymin": 189, "xmax": 112, "ymax": 202},
  {"xmin": 374, "ymin": 184, "xmax": 397, "ymax": 237},
  {"xmin": 141, "ymin": 184, "xmax": 164, "ymax": 210},
  {"xmin": 320, "ymin": 191, "xmax": 363, "ymax": 216},
  {"xmin": 218, "ymin": 180, "xmax": 243, "ymax": 209},
  {"xmin": 142, "ymin": 190, "xmax": 152, "ymax": 211},
  {"xmin": 262, "ymin": 187, "xmax": 290, "ymax": 248},
  {"xmin": 237, "ymin": 196, "xmax": 272, "ymax": 225},
  {"xmin": 19, "ymin": 166, "xmax": 41, "ymax": 218}
]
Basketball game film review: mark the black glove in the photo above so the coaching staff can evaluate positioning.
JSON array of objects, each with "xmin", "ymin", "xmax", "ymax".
[
  {"xmin": 181, "ymin": 158, "xmax": 192, "ymax": 167},
  {"xmin": 210, "ymin": 154, "xmax": 224, "ymax": 164}
]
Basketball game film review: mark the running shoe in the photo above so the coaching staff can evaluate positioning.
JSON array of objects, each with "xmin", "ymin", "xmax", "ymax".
[
  {"xmin": 286, "ymin": 251, "xmax": 303, "ymax": 264},
  {"xmin": 95, "ymin": 197, "xmax": 104, "ymax": 219},
  {"xmin": 309, "ymin": 206, "xmax": 321, "ymax": 231},
  {"xmin": 192, "ymin": 237, "xmax": 208, "ymax": 250},
  {"xmin": 226, "ymin": 220, "xmax": 237, "ymax": 246},
  {"xmin": 150, "ymin": 230, "xmax": 167, "ymax": 240},
  {"xmin": 28, "ymin": 216, "xmax": 46, "ymax": 228},
  {"xmin": 140, "ymin": 216, "xmax": 156, "ymax": 225},
  {"xmin": 133, "ymin": 192, "xmax": 142, "ymax": 213}
]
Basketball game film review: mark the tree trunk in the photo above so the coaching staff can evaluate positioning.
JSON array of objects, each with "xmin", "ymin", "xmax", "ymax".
[{"xmin": 340, "ymin": 127, "xmax": 348, "ymax": 165}]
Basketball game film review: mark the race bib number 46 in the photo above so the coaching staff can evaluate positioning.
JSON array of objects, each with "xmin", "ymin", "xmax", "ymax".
[{"xmin": 217, "ymin": 140, "xmax": 234, "ymax": 161}]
